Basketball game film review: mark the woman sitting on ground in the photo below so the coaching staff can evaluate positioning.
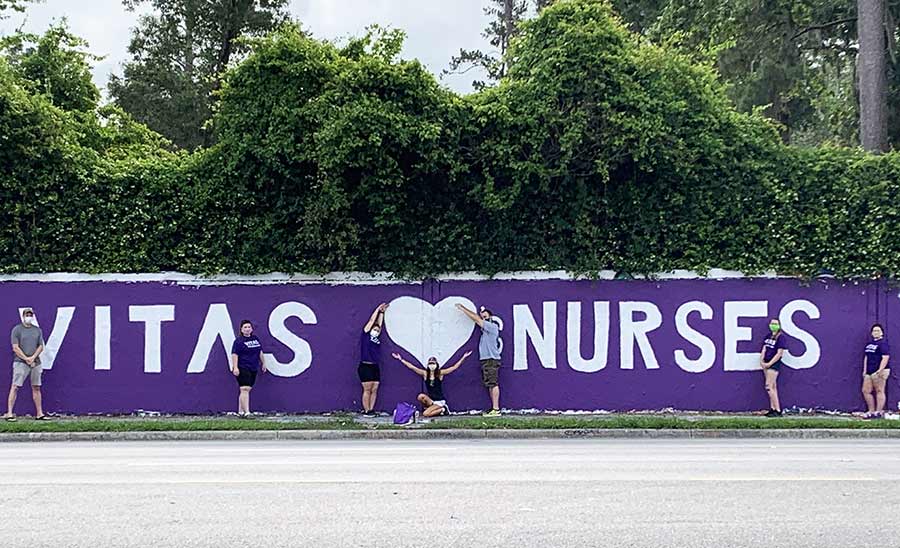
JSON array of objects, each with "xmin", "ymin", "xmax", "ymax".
[{"xmin": 391, "ymin": 351, "xmax": 472, "ymax": 417}]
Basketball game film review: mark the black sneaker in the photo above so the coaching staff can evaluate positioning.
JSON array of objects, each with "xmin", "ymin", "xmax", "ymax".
[{"xmin": 765, "ymin": 409, "xmax": 782, "ymax": 417}]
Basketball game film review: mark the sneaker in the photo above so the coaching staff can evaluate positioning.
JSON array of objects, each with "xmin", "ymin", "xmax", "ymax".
[
  {"xmin": 482, "ymin": 409, "xmax": 501, "ymax": 417},
  {"xmin": 365, "ymin": 410, "xmax": 377, "ymax": 417},
  {"xmin": 765, "ymin": 409, "xmax": 782, "ymax": 418}
]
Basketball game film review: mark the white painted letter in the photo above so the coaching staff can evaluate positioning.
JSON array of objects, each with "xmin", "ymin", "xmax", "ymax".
[
  {"xmin": 674, "ymin": 301, "xmax": 715, "ymax": 373},
  {"xmin": 779, "ymin": 299, "xmax": 821, "ymax": 370},
  {"xmin": 94, "ymin": 306, "xmax": 111, "ymax": 371},
  {"xmin": 35, "ymin": 306, "xmax": 75, "ymax": 370},
  {"xmin": 186, "ymin": 304, "xmax": 234, "ymax": 374},
  {"xmin": 513, "ymin": 302, "xmax": 557, "ymax": 371},
  {"xmin": 566, "ymin": 301, "xmax": 609, "ymax": 373},
  {"xmin": 129, "ymin": 305, "xmax": 176, "ymax": 374},
  {"xmin": 619, "ymin": 302, "xmax": 662, "ymax": 370},
  {"xmin": 723, "ymin": 301, "xmax": 768, "ymax": 371},
  {"xmin": 265, "ymin": 301, "xmax": 317, "ymax": 378}
]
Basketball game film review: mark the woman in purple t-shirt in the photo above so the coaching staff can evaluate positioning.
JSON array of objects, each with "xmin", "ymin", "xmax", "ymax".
[
  {"xmin": 861, "ymin": 323, "xmax": 891, "ymax": 418},
  {"xmin": 358, "ymin": 303, "xmax": 387, "ymax": 416},
  {"xmin": 759, "ymin": 318, "xmax": 787, "ymax": 417},
  {"xmin": 230, "ymin": 320, "xmax": 266, "ymax": 417}
]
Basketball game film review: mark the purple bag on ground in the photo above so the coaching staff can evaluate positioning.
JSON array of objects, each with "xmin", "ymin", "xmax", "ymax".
[{"xmin": 393, "ymin": 402, "xmax": 416, "ymax": 425}]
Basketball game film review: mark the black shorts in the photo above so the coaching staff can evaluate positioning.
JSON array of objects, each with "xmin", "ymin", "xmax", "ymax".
[
  {"xmin": 236, "ymin": 367, "xmax": 257, "ymax": 387},
  {"xmin": 768, "ymin": 361, "xmax": 782, "ymax": 372},
  {"xmin": 358, "ymin": 362, "xmax": 381, "ymax": 383}
]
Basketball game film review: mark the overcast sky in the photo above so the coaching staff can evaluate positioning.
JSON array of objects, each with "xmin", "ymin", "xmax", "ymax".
[{"xmin": 0, "ymin": 0, "xmax": 493, "ymax": 95}]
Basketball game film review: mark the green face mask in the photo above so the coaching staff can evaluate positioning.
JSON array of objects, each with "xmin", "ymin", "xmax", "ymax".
[{"xmin": 769, "ymin": 323, "xmax": 780, "ymax": 333}]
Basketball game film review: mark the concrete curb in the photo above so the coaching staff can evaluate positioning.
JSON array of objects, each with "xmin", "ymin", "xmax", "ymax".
[{"xmin": 2, "ymin": 428, "xmax": 900, "ymax": 442}]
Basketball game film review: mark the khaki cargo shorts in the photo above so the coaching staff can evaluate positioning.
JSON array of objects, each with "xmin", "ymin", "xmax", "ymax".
[
  {"xmin": 865, "ymin": 368, "xmax": 891, "ymax": 382},
  {"xmin": 12, "ymin": 362, "xmax": 43, "ymax": 387},
  {"xmin": 481, "ymin": 359, "xmax": 500, "ymax": 388}
]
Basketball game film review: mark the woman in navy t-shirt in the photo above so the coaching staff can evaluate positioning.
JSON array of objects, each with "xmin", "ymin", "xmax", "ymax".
[
  {"xmin": 862, "ymin": 323, "xmax": 891, "ymax": 418},
  {"xmin": 359, "ymin": 303, "xmax": 387, "ymax": 416},
  {"xmin": 230, "ymin": 320, "xmax": 266, "ymax": 417},
  {"xmin": 759, "ymin": 318, "xmax": 787, "ymax": 417}
]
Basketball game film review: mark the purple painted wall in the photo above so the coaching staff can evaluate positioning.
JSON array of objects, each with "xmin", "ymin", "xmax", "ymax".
[{"xmin": 2, "ymin": 276, "xmax": 896, "ymax": 414}]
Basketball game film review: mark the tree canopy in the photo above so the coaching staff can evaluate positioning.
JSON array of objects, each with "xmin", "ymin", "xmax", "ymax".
[{"xmin": 1, "ymin": 0, "xmax": 899, "ymax": 278}]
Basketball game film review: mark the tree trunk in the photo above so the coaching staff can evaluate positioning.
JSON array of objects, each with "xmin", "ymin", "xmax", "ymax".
[
  {"xmin": 858, "ymin": 0, "xmax": 888, "ymax": 152},
  {"xmin": 500, "ymin": 0, "xmax": 515, "ymax": 78},
  {"xmin": 184, "ymin": 3, "xmax": 196, "ymax": 82}
]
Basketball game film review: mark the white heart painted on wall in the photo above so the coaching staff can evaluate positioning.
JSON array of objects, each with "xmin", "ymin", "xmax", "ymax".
[{"xmin": 384, "ymin": 296, "xmax": 477, "ymax": 366}]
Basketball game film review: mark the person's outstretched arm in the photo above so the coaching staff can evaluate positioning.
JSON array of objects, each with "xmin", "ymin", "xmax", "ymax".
[
  {"xmin": 391, "ymin": 352, "xmax": 425, "ymax": 376},
  {"xmin": 364, "ymin": 303, "xmax": 386, "ymax": 333},
  {"xmin": 456, "ymin": 303, "xmax": 484, "ymax": 327},
  {"xmin": 375, "ymin": 303, "xmax": 387, "ymax": 329},
  {"xmin": 441, "ymin": 350, "xmax": 473, "ymax": 375}
]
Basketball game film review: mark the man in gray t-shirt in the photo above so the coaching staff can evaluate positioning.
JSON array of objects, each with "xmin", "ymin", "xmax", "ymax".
[
  {"xmin": 4, "ymin": 308, "xmax": 47, "ymax": 421},
  {"xmin": 457, "ymin": 303, "xmax": 503, "ymax": 417}
]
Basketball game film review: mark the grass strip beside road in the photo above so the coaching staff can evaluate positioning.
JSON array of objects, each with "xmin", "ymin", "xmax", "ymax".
[
  {"xmin": 0, "ymin": 414, "xmax": 897, "ymax": 433},
  {"xmin": 431, "ymin": 415, "xmax": 899, "ymax": 430},
  {"xmin": 0, "ymin": 418, "xmax": 360, "ymax": 433}
]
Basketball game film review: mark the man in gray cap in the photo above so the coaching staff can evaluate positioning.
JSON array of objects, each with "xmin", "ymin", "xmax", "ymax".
[{"xmin": 4, "ymin": 308, "xmax": 48, "ymax": 421}]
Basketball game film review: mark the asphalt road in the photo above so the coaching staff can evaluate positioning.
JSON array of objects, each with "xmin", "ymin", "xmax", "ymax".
[{"xmin": 1, "ymin": 439, "xmax": 898, "ymax": 548}]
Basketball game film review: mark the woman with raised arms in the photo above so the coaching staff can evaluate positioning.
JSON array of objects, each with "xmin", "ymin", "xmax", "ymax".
[
  {"xmin": 391, "ymin": 351, "xmax": 473, "ymax": 417},
  {"xmin": 359, "ymin": 303, "xmax": 388, "ymax": 416}
]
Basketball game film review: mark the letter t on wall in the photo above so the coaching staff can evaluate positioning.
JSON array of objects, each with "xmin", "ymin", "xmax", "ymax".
[{"xmin": 129, "ymin": 305, "xmax": 175, "ymax": 374}]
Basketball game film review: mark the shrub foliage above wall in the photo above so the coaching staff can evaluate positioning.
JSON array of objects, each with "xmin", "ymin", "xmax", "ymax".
[{"xmin": 1, "ymin": 0, "xmax": 898, "ymax": 278}]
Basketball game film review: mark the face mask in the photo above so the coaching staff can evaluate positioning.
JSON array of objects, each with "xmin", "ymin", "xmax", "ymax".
[
  {"xmin": 23, "ymin": 317, "xmax": 34, "ymax": 326},
  {"xmin": 769, "ymin": 323, "xmax": 779, "ymax": 333},
  {"xmin": 427, "ymin": 362, "xmax": 438, "ymax": 371},
  {"xmin": 371, "ymin": 330, "xmax": 380, "ymax": 338}
]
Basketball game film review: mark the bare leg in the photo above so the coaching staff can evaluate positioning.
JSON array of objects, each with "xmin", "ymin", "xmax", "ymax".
[
  {"xmin": 874, "ymin": 375, "xmax": 887, "ymax": 413},
  {"xmin": 490, "ymin": 386, "xmax": 500, "ymax": 411},
  {"xmin": 5, "ymin": 385, "xmax": 19, "ymax": 417},
  {"xmin": 423, "ymin": 404, "xmax": 445, "ymax": 417},
  {"xmin": 862, "ymin": 376, "xmax": 875, "ymax": 413},
  {"xmin": 362, "ymin": 382, "xmax": 376, "ymax": 412},
  {"xmin": 417, "ymin": 393, "xmax": 434, "ymax": 407},
  {"xmin": 369, "ymin": 382, "xmax": 379, "ymax": 412},
  {"xmin": 238, "ymin": 387, "xmax": 251, "ymax": 414},
  {"xmin": 31, "ymin": 386, "xmax": 43, "ymax": 418},
  {"xmin": 764, "ymin": 369, "xmax": 780, "ymax": 412}
]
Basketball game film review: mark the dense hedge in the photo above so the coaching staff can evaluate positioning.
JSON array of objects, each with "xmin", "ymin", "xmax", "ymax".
[{"xmin": 2, "ymin": 0, "xmax": 899, "ymax": 277}]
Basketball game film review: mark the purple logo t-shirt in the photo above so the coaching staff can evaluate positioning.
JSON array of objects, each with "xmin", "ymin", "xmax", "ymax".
[
  {"xmin": 762, "ymin": 332, "xmax": 787, "ymax": 363},
  {"xmin": 360, "ymin": 331, "xmax": 381, "ymax": 364},
  {"xmin": 864, "ymin": 339, "xmax": 890, "ymax": 375},
  {"xmin": 231, "ymin": 335, "xmax": 263, "ymax": 371}
]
